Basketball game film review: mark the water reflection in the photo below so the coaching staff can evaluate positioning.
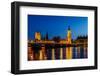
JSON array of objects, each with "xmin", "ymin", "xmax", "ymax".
[
  {"xmin": 28, "ymin": 46, "xmax": 88, "ymax": 60},
  {"xmin": 46, "ymin": 47, "xmax": 87, "ymax": 60}
]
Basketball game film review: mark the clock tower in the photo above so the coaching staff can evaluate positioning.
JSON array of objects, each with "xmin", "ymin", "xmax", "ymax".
[{"xmin": 67, "ymin": 26, "xmax": 72, "ymax": 44}]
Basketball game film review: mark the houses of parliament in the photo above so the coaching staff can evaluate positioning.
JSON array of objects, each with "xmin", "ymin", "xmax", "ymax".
[{"xmin": 28, "ymin": 26, "xmax": 87, "ymax": 60}]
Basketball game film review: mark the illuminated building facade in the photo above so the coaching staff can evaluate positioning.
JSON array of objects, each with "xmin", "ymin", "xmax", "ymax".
[
  {"xmin": 67, "ymin": 26, "xmax": 72, "ymax": 44},
  {"xmin": 35, "ymin": 32, "xmax": 41, "ymax": 41}
]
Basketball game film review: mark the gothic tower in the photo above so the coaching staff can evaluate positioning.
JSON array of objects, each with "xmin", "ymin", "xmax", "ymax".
[
  {"xmin": 67, "ymin": 26, "xmax": 72, "ymax": 44},
  {"xmin": 66, "ymin": 26, "xmax": 72, "ymax": 59},
  {"xmin": 35, "ymin": 32, "xmax": 41, "ymax": 41}
]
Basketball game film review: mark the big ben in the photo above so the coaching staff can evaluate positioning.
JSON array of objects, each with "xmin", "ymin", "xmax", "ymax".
[
  {"xmin": 67, "ymin": 26, "xmax": 72, "ymax": 44},
  {"xmin": 66, "ymin": 26, "xmax": 72, "ymax": 59}
]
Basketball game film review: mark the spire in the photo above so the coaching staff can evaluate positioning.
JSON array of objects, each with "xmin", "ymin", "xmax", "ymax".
[
  {"xmin": 45, "ymin": 32, "xmax": 48, "ymax": 40},
  {"xmin": 68, "ymin": 26, "xmax": 70, "ymax": 30}
]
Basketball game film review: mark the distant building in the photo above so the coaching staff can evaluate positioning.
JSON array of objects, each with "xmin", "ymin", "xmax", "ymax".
[
  {"xmin": 35, "ymin": 32, "xmax": 41, "ymax": 41},
  {"xmin": 75, "ymin": 36, "xmax": 88, "ymax": 44}
]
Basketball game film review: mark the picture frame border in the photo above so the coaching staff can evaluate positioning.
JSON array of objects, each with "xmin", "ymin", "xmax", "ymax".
[{"xmin": 11, "ymin": 1, "xmax": 98, "ymax": 74}]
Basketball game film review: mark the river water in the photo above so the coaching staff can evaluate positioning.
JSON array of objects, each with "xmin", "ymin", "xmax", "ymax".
[{"xmin": 46, "ymin": 46, "xmax": 88, "ymax": 60}]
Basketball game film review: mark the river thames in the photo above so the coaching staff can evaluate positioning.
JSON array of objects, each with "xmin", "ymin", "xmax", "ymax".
[{"xmin": 44, "ymin": 46, "xmax": 88, "ymax": 60}]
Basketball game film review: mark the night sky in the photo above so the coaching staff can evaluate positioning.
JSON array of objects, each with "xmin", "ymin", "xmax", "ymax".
[{"xmin": 28, "ymin": 15, "xmax": 88, "ymax": 40}]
